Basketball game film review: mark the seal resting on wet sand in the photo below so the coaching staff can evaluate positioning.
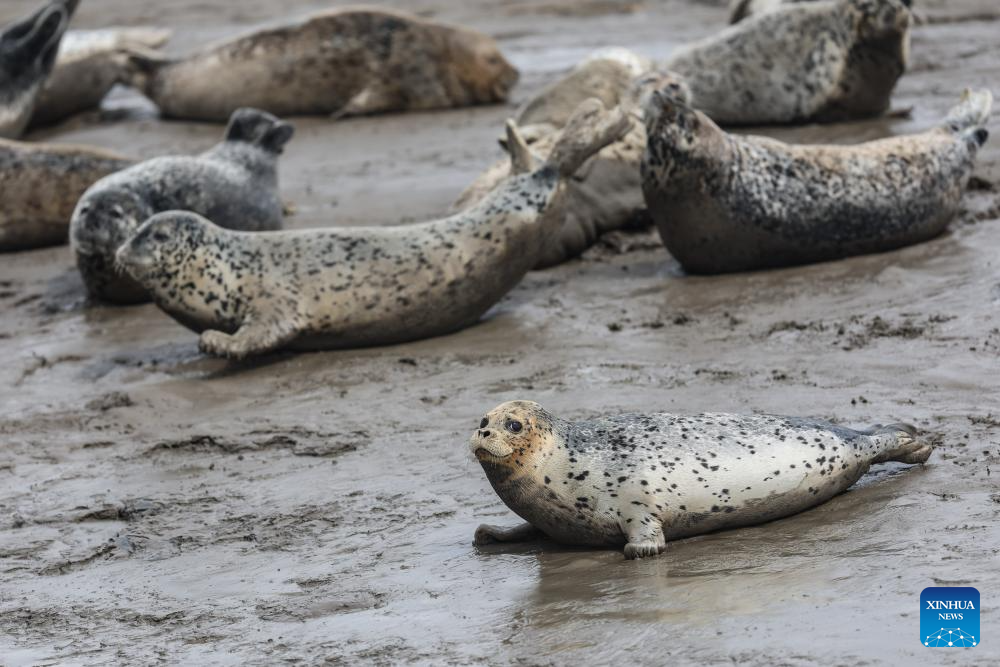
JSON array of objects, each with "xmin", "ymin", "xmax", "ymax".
[
  {"xmin": 641, "ymin": 87, "xmax": 992, "ymax": 274},
  {"xmin": 666, "ymin": 0, "xmax": 912, "ymax": 125},
  {"xmin": 0, "ymin": 0, "xmax": 78, "ymax": 138},
  {"xmin": 126, "ymin": 7, "xmax": 519, "ymax": 122},
  {"xmin": 114, "ymin": 99, "xmax": 631, "ymax": 359},
  {"xmin": 471, "ymin": 401, "xmax": 932, "ymax": 559},
  {"xmin": 454, "ymin": 67, "xmax": 687, "ymax": 268},
  {"xmin": 0, "ymin": 138, "xmax": 133, "ymax": 252},
  {"xmin": 70, "ymin": 107, "xmax": 293, "ymax": 303},
  {"xmin": 30, "ymin": 27, "xmax": 172, "ymax": 127}
]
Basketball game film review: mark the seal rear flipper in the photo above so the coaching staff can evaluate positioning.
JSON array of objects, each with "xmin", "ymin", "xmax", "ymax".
[
  {"xmin": 545, "ymin": 98, "xmax": 632, "ymax": 178},
  {"xmin": 122, "ymin": 50, "xmax": 175, "ymax": 97},
  {"xmin": 869, "ymin": 423, "xmax": 933, "ymax": 465},
  {"xmin": 944, "ymin": 89, "xmax": 993, "ymax": 146}
]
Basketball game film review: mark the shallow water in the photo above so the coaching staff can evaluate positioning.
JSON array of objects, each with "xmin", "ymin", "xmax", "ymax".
[{"xmin": 1, "ymin": 0, "xmax": 999, "ymax": 664}]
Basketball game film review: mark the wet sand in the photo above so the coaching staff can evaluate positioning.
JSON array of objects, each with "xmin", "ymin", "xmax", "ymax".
[{"xmin": 1, "ymin": 0, "xmax": 999, "ymax": 664}]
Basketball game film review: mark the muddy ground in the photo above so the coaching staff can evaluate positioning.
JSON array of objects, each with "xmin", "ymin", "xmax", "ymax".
[{"xmin": 1, "ymin": 0, "xmax": 999, "ymax": 664}]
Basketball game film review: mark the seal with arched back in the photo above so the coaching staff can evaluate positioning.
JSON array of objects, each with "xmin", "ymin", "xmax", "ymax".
[
  {"xmin": 114, "ymin": 100, "xmax": 631, "ymax": 358},
  {"xmin": 471, "ymin": 401, "xmax": 932, "ymax": 559},
  {"xmin": 641, "ymin": 87, "xmax": 991, "ymax": 274}
]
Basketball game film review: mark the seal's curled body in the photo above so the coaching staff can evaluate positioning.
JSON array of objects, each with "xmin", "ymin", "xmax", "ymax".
[
  {"xmin": 116, "ymin": 100, "xmax": 631, "ymax": 358},
  {"xmin": 472, "ymin": 401, "xmax": 932, "ymax": 559}
]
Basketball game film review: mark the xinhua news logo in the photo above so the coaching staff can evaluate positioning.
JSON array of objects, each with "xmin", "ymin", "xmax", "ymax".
[{"xmin": 921, "ymin": 587, "xmax": 980, "ymax": 648}]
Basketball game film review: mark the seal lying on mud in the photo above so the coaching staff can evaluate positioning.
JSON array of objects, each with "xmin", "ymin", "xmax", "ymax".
[
  {"xmin": 0, "ymin": 0, "xmax": 78, "ymax": 138},
  {"xmin": 471, "ymin": 401, "xmax": 932, "ymax": 559},
  {"xmin": 728, "ymin": 0, "xmax": 912, "ymax": 23},
  {"xmin": 70, "ymin": 108, "xmax": 293, "ymax": 303},
  {"xmin": 31, "ymin": 27, "xmax": 172, "ymax": 127},
  {"xmin": 666, "ymin": 0, "xmax": 912, "ymax": 125},
  {"xmin": 115, "ymin": 100, "xmax": 631, "ymax": 359},
  {"xmin": 641, "ymin": 87, "xmax": 992, "ymax": 274},
  {"xmin": 0, "ymin": 139, "xmax": 133, "ymax": 252},
  {"xmin": 127, "ymin": 7, "xmax": 518, "ymax": 122},
  {"xmin": 454, "ymin": 67, "xmax": 685, "ymax": 268}
]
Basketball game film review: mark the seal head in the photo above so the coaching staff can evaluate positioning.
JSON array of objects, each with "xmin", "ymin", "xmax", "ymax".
[
  {"xmin": 444, "ymin": 28, "xmax": 518, "ymax": 104},
  {"xmin": 0, "ymin": 0, "xmax": 79, "ymax": 138}
]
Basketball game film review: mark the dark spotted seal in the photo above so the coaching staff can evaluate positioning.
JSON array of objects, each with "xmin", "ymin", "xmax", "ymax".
[
  {"xmin": 641, "ymin": 87, "xmax": 991, "ymax": 274},
  {"xmin": 114, "ymin": 99, "xmax": 631, "ymax": 358},
  {"xmin": 0, "ymin": 0, "xmax": 78, "ymax": 138},
  {"xmin": 31, "ymin": 27, "xmax": 172, "ymax": 127},
  {"xmin": 454, "ymin": 68, "xmax": 687, "ymax": 268},
  {"xmin": 0, "ymin": 138, "xmax": 133, "ymax": 252},
  {"xmin": 729, "ymin": 0, "xmax": 911, "ymax": 23},
  {"xmin": 127, "ymin": 7, "xmax": 518, "ymax": 122},
  {"xmin": 667, "ymin": 0, "xmax": 912, "ymax": 125},
  {"xmin": 70, "ymin": 108, "xmax": 293, "ymax": 303},
  {"xmin": 472, "ymin": 401, "xmax": 932, "ymax": 559}
]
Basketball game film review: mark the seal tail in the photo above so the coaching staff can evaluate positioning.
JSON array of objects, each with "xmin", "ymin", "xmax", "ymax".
[
  {"xmin": 544, "ymin": 98, "xmax": 632, "ymax": 178},
  {"xmin": 944, "ymin": 88, "xmax": 992, "ymax": 148},
  {"xmin": 867, "ymin": 423, "xmax": 933, "ymax": 465}
]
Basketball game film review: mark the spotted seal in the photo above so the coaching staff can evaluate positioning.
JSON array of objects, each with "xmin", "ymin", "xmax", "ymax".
[
  {"xmin": 729, "ymin": 0, "xmax": 911, "ymax": 23},
  {"xmin": 666, "ymin": 0, "xmax": 911, "ymax": 125},
  {"xmin": 471, "ymin": 401, "xmax": 932, "ymax": 559},
  {"xmin": 0, "ymin": 138, "xmax": 133, "ymax": 252},
  {"xmin": 641, "ymin": 87, "xmax": 991, "ymax": 274},
  {"xmin": 0, "ymin": 0, "xmax": 78, "ymax": 138},
  {"xmin": 454, "ymin": 68, "xmax": 687, "ymax": 268},
  {"xmin": 70, "ymin": 108, "xmax": 293, "ymax": 303},
  {"xmin": 30, "ymin": 27, "xmax": 172, "ymax": 127},
  {"xmin": 126, "ymin": 7, "xmax": 518, "ymax": 122},
  {"xmin": 114, "ymin": 99, "xmax": 631, "ymax": 358}
]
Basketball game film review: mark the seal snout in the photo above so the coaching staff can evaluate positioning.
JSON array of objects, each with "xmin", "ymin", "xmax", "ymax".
[{"xmin": 470, "ymin": 415, "xmax": 514, "ymax": 460}]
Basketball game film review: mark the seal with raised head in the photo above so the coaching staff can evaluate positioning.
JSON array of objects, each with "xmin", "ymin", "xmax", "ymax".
[
  {"xmin": 126, "ymin": 7, "xmax": 518, "ymax": 122},
  {"xmin": 471, "ymin": 401, "xmax": 932, "ymax": 559},
  {"xmin": 0, "ymin": 138, "xmax": 133, "ymax": 252},
  {"xmin": 666, "ymin": 0, "xmax": 912, "ymax": 125},
  {"xmin": 114, "ymin": 99, "xmax": 631, "ymax": 358},
  {"xmin": 0, "ymin": 0, "xmax": 78, "ymax": 138},
  {"xmin": 454, "ymin": 68, "xmax": 687, "ymax": 268},
  {"xmin": 70, "ymin": 107, "xmax": 293, "ymax": 303},
  {"xmin": 641, "ymin": 87, "xmax": 992, "ymax": 274},
  {"xmin": 728, "ymin": 0, "xmax": 911, "ymax": 23},
  {"xmin": 30, "ymin": 27, "xmax": 172, "ymax": 127}
]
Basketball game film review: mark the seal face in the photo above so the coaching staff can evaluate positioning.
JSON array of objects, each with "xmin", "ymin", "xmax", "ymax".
[
  {"xmin": 472, "ymin": 401, "xmax": 933, "ymax": 559},
  {"xmin": 114, "ymin": 100, "xmax": 632, "ymax": 358},
  {"xmin": 0, "ymin": 138, "xmax": 133, "ymax": 252},
  {"xmin": 454, "ymin": 66, "xmax": 688, "ymax": 268},
  {"xmin": 128, "ymin": 8, "xmax": 518, "ymax": 122},
  {"xmin": 30, "ymin": 27, "xmax": 172, "ymax": 128},
  {"xmin": 666, "ymin": 0, "xmax": 912, "ymax": 125},
  {"xmin": 641, "ymin": 86, "xmax": 992, "ymax": 274},
  {"xmin": 0, "ymin": 0, "xmax": 78, "ymax": 138},
  {"xmin": 70, "ymin": 107, "xmax": 293, "ymax": 303}
]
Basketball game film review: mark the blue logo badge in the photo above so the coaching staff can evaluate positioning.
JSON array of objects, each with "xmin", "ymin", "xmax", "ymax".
[{"xmin": 921, "ymin": 587, "xmax": 980, "ymax": 648}]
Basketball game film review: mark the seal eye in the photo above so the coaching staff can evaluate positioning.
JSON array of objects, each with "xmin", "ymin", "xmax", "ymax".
[
  {"xmin": 506, "ymin": 420, "xmax": 523, "ymax": 434},
  {"xmin": 479, "ymin": 417, "xmax": 488, "ymax": 429}
]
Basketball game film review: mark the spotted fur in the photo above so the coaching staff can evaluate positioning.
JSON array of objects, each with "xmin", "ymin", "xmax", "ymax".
[
  {"xmin": 126, "ymin": 7, "xmax": 518, "ymax": 122},
  {"xmin": 0, "ymin": 139, "xmax": 132, "ymax": 251},
  {"xmin": 115, "ymin": 100, "xmax": 631, "ymax": 358},
  {"xmin": 0, "ymin": 0, "xmax": 77, "ymax": 138},
  {"xmin": 69, "ymin": 107, "xmax": 293, "ymax": 303},
  {"xmin": 730, "ymin": 0, "xmax": 912, "ymax": 24},
  {"xmin": 641, "ymin": 87, "xmax": 992, "ymax": 274},
  {"xmin": 667, "ymin": 0, "xmax": 911, "ymax": 125},
  {"xmin": 454, "ymin": 68, "xmax": 688, "ymax": 268},
  {"xmin": 472, "ymin": 401, "xmax": 932, "ymax": 559}
]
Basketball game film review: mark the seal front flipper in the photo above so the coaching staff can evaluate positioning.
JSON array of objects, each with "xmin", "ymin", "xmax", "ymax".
[
  {"xmin": 473, "ymin": 523, "xmax": 542, "ymax": 546},
  {"xmin": 622, "ymin": 513, "xmax": 666, "ymax": 560},
  {"xmin": 199, "ymin": 308, "xmax": 301, "ymax": 360}
]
